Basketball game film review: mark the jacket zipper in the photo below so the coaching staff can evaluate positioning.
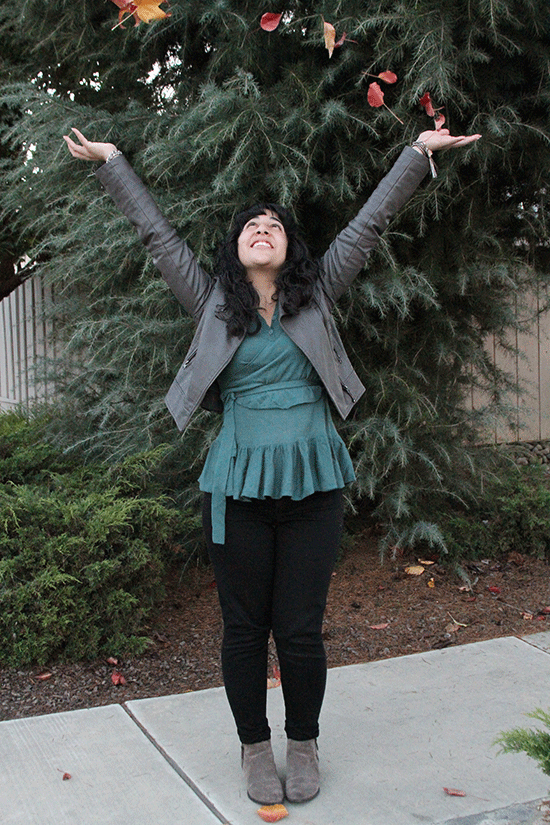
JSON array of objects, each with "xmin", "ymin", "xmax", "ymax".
[
  {"xmin": 341, "ymin": 383, "xmax": 355, "ymax": 403},
  {"xmin": 183, "ymin": 350, "xmax": 197, "ymax": 368}
]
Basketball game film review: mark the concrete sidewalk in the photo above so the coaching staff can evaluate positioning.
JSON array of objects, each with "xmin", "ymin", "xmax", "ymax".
[{"xmin": 2, "ymin": 632, "xmax": 550, "ymax": 825}]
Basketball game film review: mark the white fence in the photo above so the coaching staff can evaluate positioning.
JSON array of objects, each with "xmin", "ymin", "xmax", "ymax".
[
  {"xmin": 470, "ymin": 294, "xmax": 550, "ymax": 443},
  {"xmin": 0, "ymin": 276, "xmax": 57, "ymax": 411},
  {"xmin": 1, "ymin": 278, "xmax": 550, "ymax": 442}
]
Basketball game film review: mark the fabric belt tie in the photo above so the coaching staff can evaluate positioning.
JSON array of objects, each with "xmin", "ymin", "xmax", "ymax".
[{"xmin": 209, "ymin": 378, "xmax": 320, "ymax": 544}]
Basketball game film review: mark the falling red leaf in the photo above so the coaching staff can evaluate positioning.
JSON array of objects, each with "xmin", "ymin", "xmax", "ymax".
[
  {"xmin": 378, "ymin": 71, "xmax": 397, "ymax": 84},
  {"xmin": 111, "ymin": 671, "xmax": 127, "ymax": 686},
  {"xmin": 260, "ymin": 12, "xmax": 282, "ymax": 31},
  {"xmin": 62, "ymin": 773, "xmax": 71, "ymax": 781},
  {"xmin": 420, "ymin": 92, "xmax": 446, "ymax": 130},
  {"xmin": 444, "ymin": 787, "xmax": 466, "ymax": 797},
  {"xmin": 367, "ymin": 82, "xmax": 385, "ymax": 107},
  {"xmin": 323, "ymin": 20, "xmax": 336, "ymax": 57},
  {"xmin": 368, "ymin": 82, "xmax": 404, "ymax": 123},
  {"xmin": 419, "ymin": 92, "xmax": 435, "ymax": 117},
  {"xmin": 334, "ymin": 32, "xmax": 348, "ymax": 48},
  {"xmin": 487, "ymin": 585, "xmax": 501, "ymax": 595},
  {"xmin": 36, "ymin": 672, "xmax": 53, "ymax": 681}
]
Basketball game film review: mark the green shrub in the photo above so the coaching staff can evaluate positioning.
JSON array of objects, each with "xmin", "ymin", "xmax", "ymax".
[
  {"xmin": 440, "ymin": 462, "xmax": 550, "ymax": 565},
  {"xmin": 495, "ymin": 709, "xmax": 550, "ymax": 777},
  {"xmin": 0, "ymin": 413, "xmax": 198, "ymax": 666}
]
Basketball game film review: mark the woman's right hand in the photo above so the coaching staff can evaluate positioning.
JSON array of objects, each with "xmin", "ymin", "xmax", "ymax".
[{"xmin": 63, "ymin": 127, "xmax": 117, "ymax": 162}]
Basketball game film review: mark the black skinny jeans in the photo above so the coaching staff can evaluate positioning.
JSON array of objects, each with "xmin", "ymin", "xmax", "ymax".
[{"xmin": 202, "ymin": 489, "xmax": 343, "ymax": 744}]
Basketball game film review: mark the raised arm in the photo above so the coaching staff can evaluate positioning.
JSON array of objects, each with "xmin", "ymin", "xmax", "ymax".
[
  {"xmin": 320, "ymin": 128, "xmax": 482, "ymax": 306},
  {"xmin": 63, "ymin": 128, "xmax": 212, "ymax": 319}
]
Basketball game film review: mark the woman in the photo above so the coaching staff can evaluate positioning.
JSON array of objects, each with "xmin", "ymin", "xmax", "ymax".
[{"xmin": 64, "ymin": 124, "xmax": 481, "ymax": 805}]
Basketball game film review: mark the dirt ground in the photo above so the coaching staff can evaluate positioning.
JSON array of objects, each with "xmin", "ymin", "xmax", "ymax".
[{"xmin": 1, "ymin": 530, "xmax": 549, "ymax": 722}]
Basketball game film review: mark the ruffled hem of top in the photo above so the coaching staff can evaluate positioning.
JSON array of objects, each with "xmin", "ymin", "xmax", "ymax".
[{"xmin": 200, "ymin": 434, "xmax": 355, "ymax": 501}]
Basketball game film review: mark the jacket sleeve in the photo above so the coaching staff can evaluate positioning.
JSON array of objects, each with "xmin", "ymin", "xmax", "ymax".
[
  {"xmin": 95, "ymin": 155, "xmax": 212, "ymax": 319},
  {"xmin": 320, "ymin": 146, "xmax": 429, "ymax": 306}
]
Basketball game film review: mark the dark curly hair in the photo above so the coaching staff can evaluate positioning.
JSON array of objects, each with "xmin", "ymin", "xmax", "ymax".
[{"xmin": 215, "ymin": 203, "xmax": 321, "ymax": 337}]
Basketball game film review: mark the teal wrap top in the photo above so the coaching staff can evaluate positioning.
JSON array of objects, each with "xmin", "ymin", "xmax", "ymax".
[{"xmin": 199, "ymin": 308, "xmax": 355, "ymax": 543}]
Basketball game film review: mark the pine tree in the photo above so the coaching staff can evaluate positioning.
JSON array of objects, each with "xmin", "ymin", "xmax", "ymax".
[{"xmin": 0, "ymin": 1, "xmax": 549, "ymax": 550}]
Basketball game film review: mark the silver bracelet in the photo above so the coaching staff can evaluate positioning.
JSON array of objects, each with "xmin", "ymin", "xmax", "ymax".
[
  {"xmin": 411, "ymin": 140, "xmax": 438, "ymax": 178},
  {"xmin": 105, "ymin": 148, "xmax": 122, "ymax": 164}
]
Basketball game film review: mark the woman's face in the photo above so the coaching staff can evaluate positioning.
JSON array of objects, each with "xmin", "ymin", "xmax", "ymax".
[{"xmin": 237, "ymin": 210, "xmax": 288, "ymax": 276}]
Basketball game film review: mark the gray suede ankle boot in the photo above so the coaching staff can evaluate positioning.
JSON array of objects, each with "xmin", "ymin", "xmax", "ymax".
[
  {"xmin": 285, "ymin": 738, "xmax": 320, "ymax": 802},
  {"xmin": 241, "ymin": 741, "xmax": 284, "ymax": 804}
]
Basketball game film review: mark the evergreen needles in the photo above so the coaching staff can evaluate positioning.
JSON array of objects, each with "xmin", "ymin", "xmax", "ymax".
[{"xmin": 1, "ymin": 1, "xmax": 550, "ymax": 552}]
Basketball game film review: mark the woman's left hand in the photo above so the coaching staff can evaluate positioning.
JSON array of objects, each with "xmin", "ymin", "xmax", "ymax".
[{"xmin": 415, "ymin": 128, "xmax": 481, "ymax": 152}]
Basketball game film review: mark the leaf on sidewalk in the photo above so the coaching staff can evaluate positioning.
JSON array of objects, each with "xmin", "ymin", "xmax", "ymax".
[
  {"xmin": 257, "ymin": 803, "xmax": 289, "ymax": 822},
  {"xmin": 444, "ymin": 787, "xmax": 466, "ymax": 796}
]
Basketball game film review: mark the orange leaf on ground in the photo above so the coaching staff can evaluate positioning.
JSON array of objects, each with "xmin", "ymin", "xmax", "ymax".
[
  {"xmin": 111, "ymin": 671, "xmax": 127, "ymax": 686},
  {"xmin": 368, "ymin": 623, "xmax": 389, "ymax": 630},
  {"xmin": 444, "ymin": 787, "xmax": 466, "ymax": 796},
  {"xmin": 367, "ymin": 82, "xmax": 384, "ymax": 107},
  {"xmin": 323, "ymin": 20, "xmax": 336, "ymax": 57},
  {"xmin": 378, "ymin": 71, "xmax": 397, "ymax": 83},
  {"xmin": 267, "ymin": 665, "xmax": 281, "ymax": 689},
  {"xmin": 257, "ymin": 804, "xmax": 289, "ymax": 822},
  {"xmin": 106, "ymin": 656, "xmax": 118, "ymax": 665},
  {"xmin": 260, "ymin": 13, "xmax": 282, "ymax": 31},
  {"xmin": 62, "ymin": 772, "xmax": 71, "ymax": 780},
  {"xmin": 405, "ymin": 565, "xmax": 425, "ymax": 576},
  {"xmin": 36, "ymin": 672, "xmax": 53, "ymax": 681}
]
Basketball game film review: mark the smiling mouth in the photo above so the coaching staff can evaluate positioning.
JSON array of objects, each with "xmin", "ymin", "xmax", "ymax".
[{"xmin": 251, "ymin": 240, "xmax": 272, "ymax": 248}]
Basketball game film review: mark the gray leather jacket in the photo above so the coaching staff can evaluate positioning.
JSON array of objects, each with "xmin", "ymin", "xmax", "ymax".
[{"xmin": 96, "ymin": 148, "xmax": 428, "ymax": 432}]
